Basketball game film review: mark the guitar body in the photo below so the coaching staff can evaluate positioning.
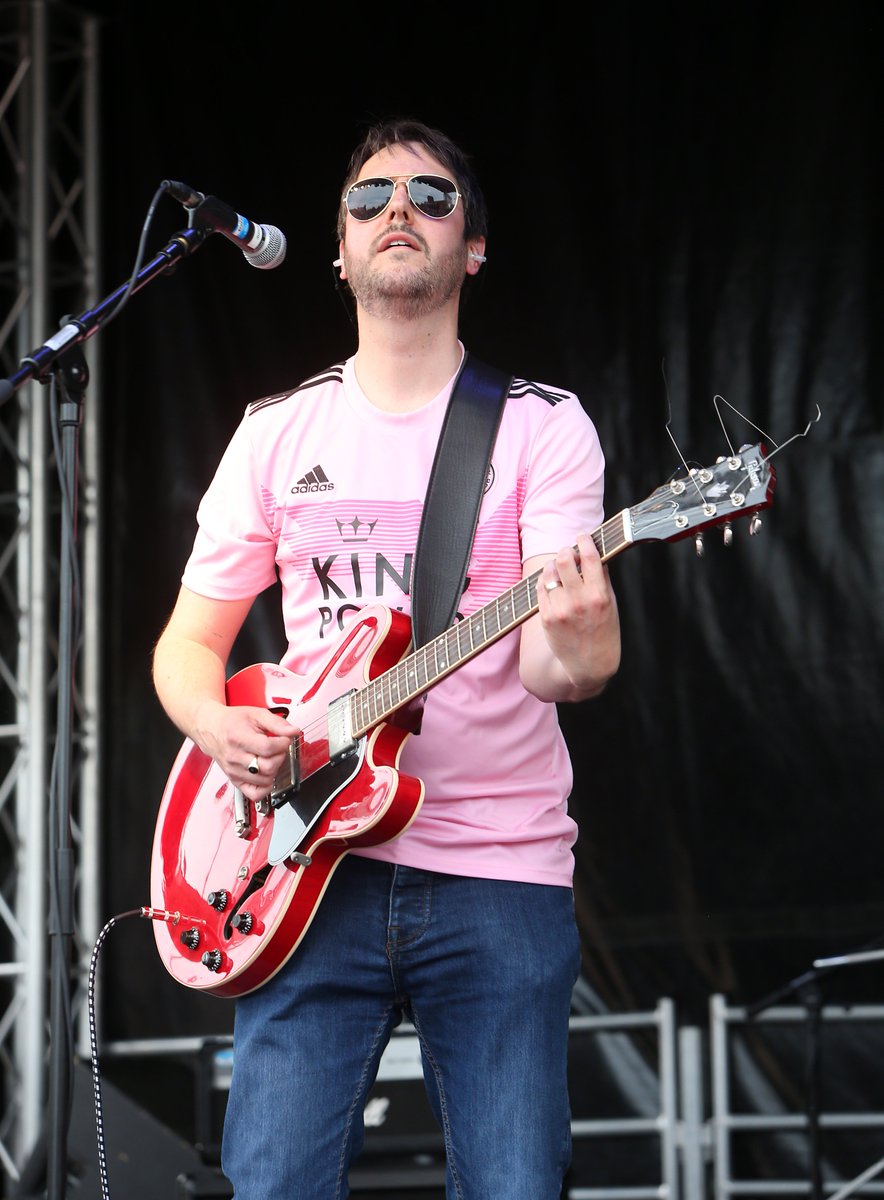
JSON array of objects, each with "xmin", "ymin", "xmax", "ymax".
[{"xmin": 150, "ymin": 604, "xmax": 423, "ymax": 997}]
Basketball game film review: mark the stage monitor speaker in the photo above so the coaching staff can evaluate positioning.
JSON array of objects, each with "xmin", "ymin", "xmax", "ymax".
[{"xmin": 12, "ymin": 1060, "xmax": 231, "ymax": 1200}]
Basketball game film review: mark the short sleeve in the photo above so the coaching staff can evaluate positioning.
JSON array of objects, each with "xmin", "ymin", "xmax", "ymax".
[
  {"xmin": 181, "ymin": 412, "xmax": 280, "ymax": 600},
  {"xmin": 519, "ymin": 393, "xmax": 606, "ymax": 562}
]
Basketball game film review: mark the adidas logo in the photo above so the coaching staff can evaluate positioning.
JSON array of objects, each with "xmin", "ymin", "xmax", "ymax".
[{"xmin": 291, "ymin": 465, "xmax": 334, "ymax": 494}]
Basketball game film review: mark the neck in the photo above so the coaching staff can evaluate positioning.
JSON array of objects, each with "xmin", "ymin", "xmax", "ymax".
[{"xmin": 352, "ymin": 304, "xmax": 463, "ymax": 413}]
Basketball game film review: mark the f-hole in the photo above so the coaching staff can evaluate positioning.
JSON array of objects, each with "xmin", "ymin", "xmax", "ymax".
[{"xmin": 223, "ymin": 864, "xmax": 272, "ymax": 939}]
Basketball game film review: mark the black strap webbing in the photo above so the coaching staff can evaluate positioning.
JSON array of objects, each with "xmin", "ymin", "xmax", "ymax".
[{"xmin": 410, "ymin": 353, "xmax": 513, "ymax": 650}]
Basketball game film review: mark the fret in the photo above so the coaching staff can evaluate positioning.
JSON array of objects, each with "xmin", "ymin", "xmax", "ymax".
[
  {"xmin": 437, "ymin": 635, "xmax": 450, "ymax": 673},
  {"xmin": 460, "ymin": 618, "xmax": 471, "ymax": 655},
  {"xmin": 513, "ymin": 581, "xmax": 530, "ymax": 622},
  {"xmin": 475, "ymin": 613, "xmax": 484, "ymax": 650},
  {"xmin": 467, "ymin": 613, "xmax": 480, "ymax": 652},
  {"xmin": 499, "ymin": 591, "xmax": 512, "ymax": 626},
  {"xmin": 415, "ymin": 648, "xmax": 429, "ymax": 691},
  {"xmin": 454, "ymin": 620, "xmax": 467, "ymax": 661},
  {"xmin": 451, "ymin": 626, "xmax": 461, "ymax": 663},
  {"xmin": 390, "ymin": 663, "xmax": 404, "ymax": 708},
  {"xmin": 364, "ymin": 683, "xmax": 377, "ymax": 727}
]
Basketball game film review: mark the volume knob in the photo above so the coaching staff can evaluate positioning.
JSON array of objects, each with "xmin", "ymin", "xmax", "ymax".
[
  {"xmin": 206, "ymin": 890, "xmax": 229, "ymax": 912},
  {"xmin": 231, "ymin": 911, "xmax": 254, "ymax": 935},
  {"xmin": 179, "ymin": 927, "xmax": 201, "ymax": 951},
  {"xmin": 201, "ymin": 949, "xmax": 223, "ymax": 973}
]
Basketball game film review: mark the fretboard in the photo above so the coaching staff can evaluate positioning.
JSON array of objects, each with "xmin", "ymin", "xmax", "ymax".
[{"xmin": 348, "ymin": 507, "xmax": 632, "ymax": 738}]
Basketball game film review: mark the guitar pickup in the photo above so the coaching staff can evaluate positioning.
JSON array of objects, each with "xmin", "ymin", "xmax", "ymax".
[
  {"xmin": 270, "ymin": 740, "xmax": 300, "ymax": 809},
  {"xmin": 327, "ymin": 691, "xmax": 357, "ymax": 763}
]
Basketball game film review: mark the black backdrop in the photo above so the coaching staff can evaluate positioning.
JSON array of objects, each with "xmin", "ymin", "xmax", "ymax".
[{"xmin": 79, "ymin": 0, "xmax": 883, "ymax": 1062}]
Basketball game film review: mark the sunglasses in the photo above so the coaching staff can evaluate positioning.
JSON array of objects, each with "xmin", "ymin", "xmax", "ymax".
[{"xmin": 344, "ymin": 174, "xmax": 461, "ymax": 222}]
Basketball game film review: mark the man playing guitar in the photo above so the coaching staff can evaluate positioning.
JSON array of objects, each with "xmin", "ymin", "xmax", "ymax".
[{"xmin": 152, "ymin": 117, "xmax": 621, "ymax": 1199}]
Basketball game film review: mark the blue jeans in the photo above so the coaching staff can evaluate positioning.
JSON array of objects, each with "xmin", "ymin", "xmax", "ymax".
[{"xmin": 222, "ymin": 855, "xmax": 580, "ymax": 1199}]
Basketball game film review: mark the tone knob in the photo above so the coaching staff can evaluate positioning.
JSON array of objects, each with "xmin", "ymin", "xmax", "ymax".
[
  {"xmin": 179, "ymin": 927, "xmax": 201, "ymax": 951},
  {"xmin": 231, "ymin": 911, "xmax": 254, "ymax": 935},
  {"xmin": 201, "ymin": 949, "xmax": 223, "ymax": 972},
  {"xmin": 206, "ymin": 890, "xmax": 229, "ymax": 912}
]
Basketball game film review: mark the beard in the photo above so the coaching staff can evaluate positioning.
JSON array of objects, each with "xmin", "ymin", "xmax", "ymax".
[{"xmin": 344, "ymin": 240, "xmax": 468, "ymax": 320}]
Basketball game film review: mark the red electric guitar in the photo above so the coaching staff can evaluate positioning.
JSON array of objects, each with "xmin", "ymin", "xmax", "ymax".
[{"xmin": 150, "ymin": 445, "xmax": 775, "ymax": 997}]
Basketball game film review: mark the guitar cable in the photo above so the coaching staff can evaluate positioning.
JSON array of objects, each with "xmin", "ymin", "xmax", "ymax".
[{"xmin": 85, "ymin": 906, "xmax": 182, "ymax": 1199}]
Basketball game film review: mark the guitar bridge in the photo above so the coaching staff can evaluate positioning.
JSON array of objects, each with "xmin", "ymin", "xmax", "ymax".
[{"xmin": 233, "ymin": 787, "xmax": 251, "ymax": 837}]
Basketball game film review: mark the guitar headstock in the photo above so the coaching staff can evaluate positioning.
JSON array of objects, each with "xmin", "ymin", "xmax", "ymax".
[{"xmin": 629, "ymin": 443, "xmax": 776, "ymax": 547}]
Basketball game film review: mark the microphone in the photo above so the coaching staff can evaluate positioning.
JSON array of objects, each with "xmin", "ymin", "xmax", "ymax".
[{"xmin": 162, "ymin": 179, "xmax": 287, "ymax": 270}]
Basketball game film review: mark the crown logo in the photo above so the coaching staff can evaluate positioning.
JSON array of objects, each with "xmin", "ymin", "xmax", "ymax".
[{"xmin": 336, "ymin": 516, "xmax": 377, "ymax": 543}]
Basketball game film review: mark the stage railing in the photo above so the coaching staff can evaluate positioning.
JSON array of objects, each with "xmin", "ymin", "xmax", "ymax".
[{"xmin": 709, "ymin": 993, "xmax": 884, "ymax": 1200}]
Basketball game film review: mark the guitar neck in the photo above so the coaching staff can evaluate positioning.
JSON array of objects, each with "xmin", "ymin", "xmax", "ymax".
[{"xmin": 348, "ymin": 508, "xmax": 634, "ymax": 739}]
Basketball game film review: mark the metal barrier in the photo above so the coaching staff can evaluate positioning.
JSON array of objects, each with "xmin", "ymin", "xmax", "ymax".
[
  {"xmin": 709, "ymin": 994, "xmax": 884, "ymax": 1200},
  {"xmin": 567, "ymin": 999, "xmax": 684, "ymax": 1200}
]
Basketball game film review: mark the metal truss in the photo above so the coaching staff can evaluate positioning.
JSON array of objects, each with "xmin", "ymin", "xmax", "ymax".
[{"xmin": 0, "ymin": 0, "xmax": 101, "ymax": 1185}]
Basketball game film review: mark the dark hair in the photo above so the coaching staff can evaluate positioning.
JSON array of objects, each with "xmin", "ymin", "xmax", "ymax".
[{"xmin": 336, "ymin": 118, "xmax": 488, "ymax": 243}]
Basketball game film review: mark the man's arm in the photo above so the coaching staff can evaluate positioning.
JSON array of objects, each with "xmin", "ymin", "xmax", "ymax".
[
  {"xmin": 519, "ymin": 533, "xmax": 621, "ymax": 704},
  {"xmin": 152, "ymin": 585, "xmax": 298, "ymax": 796}
]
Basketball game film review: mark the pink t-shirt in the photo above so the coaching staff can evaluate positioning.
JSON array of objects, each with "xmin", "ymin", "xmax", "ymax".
[{"xmin": 182, "ymin": 353, "xmax": 606, "ymax": 886}]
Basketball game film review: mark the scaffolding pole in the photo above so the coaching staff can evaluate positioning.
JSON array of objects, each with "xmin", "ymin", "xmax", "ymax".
[{"xmin": 0, "ymin": 1, "xmax": 101, "ymax": 1185}]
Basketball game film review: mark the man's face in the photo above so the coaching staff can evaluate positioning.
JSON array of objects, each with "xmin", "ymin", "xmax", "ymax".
[{"xmin": 338, "ymin": 142, "xmax": 485, "ymax": 320}]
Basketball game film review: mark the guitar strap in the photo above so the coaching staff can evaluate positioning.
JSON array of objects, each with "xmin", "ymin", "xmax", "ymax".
[{"xmin": 409, "ymin": 352, "xmax": 513, "ymax": 709}]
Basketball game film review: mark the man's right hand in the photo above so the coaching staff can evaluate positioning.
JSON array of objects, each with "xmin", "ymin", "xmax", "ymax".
[{"xmin": 191, "ymin": 699, "xmax": 299, "ymax": 795}]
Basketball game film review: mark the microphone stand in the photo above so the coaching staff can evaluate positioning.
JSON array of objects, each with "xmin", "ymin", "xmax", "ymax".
[
  {"xmin": 1, "ymin": 223, "xmax": 210, "ymax": 1200},
  {"xmin": 0, "ymin": 224, "xmax": 209, "ymax": 406},
  {"xmin": 745, "ymin": 937, "xmax": 884, "ymax": 1200}
]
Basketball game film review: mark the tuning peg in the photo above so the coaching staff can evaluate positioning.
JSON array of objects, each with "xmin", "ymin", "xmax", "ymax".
[
  {"xmin": 695, "ymin": 532, "xmax": 704, "ymax": 557},
  {"xmin": 722, "ymin": 522, "xmax": 733, "ymax": 547},
  {"xmin": 749, "ymin": 514, "xmax": 762, "ymax": 535}
]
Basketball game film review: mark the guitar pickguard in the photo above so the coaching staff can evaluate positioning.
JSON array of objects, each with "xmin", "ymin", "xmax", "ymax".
[{"xmin": 267, "ymin": 740, "xmax": 365, "ymax": 865}]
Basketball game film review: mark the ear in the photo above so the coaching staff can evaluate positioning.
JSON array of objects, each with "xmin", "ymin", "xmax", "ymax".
[
  {"xmin": 466, "ymin": 237, "xmax": 486, "ymax": 275},
  {"xmin": 336, "ymin": 240, "xmax": 348, "ymax": 280}
]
